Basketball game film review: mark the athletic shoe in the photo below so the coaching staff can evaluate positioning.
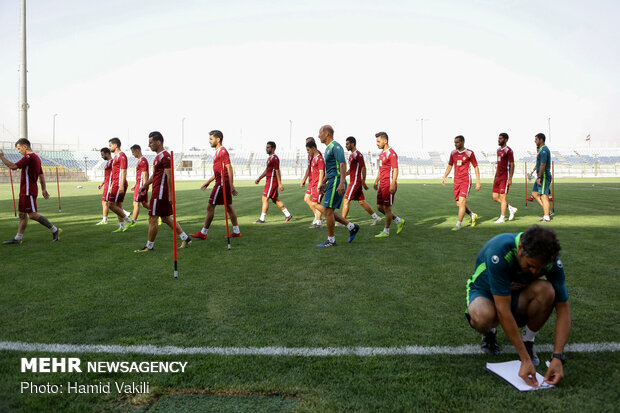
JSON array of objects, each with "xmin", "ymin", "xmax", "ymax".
[
  {"xmin": 134, "ymin": 246, "xmax": 153, "ymax": 253},
  {"xmin": 316, "ymin": 240, "xmax": 336, "ymax": 247},
  {"xmin": 451, "ymin": 226, "xmax": 461, "ymax": 231},
  {"xmin": 371, "ymin": 216, "xmax": 382, "ymax": 226},
  {"xmin": 113, "ymin": 227, "xmax": 124, "ymax": 233},
  {"xmin": 508, "ymin": 207, "xmax": 518, "ymax": 221},
  {"xmin": 375, "ymin": 231, "xmax": 389, "ymax": 238},
  {"xmin": 3, "ymin": 238, "xmax": 22, "ymax": 245},
  {"xmin": 539, "ymin": 217, "xmax": 551, "ymax": 222},
  {"xmin": 284, "ymin": 215, "xmax": 293, "ymax": 222},
  {"xmin": 471, "ymin": 213, "xmax": 479, "ymax": 227},
  {"xmin": 125, "ymin": 221, "xmax": 137, "ymax": 229},
  {"xmin": 180, "ymin": 238, "xmax": 192, "ymax": 248},
  {"xmin": 348, "ymin": 224, "xmax": 360, "ymax": 243},
  {"xmin": 95, "ymin": 220, "xmax": 108, "ymax": 226},
  {"xmin": 309, "ymin": 223, "xmax": 322, "ymax": 229},
  {"xmin": 230, "ymin": 232, "xmax": 242, "ymax": 238},
  {"xmin": 189, "ymin": 231, "xmax": 207, "ymax": 239},
  {"xmin": 158, "ymin": 217, "xmax": 162, "ymax": 226},
  {"xmin": 253, "ymin": 219, "xmax": 266, "ymax": 224},
  {"xmin": 494, "ymin": 217, "xmax": 505, "ymax": 224},
  {"xmin": 52, "ymin": 228, "xmax": 62, "ymax": 242},
  {"xmin": 481, "ymin": 330, "xmax": 501, "ymax": 355},
  {"xmin": 524, "ymin": 340, "xmax": 539, "ymax": 366},
  {"xmin": 397, "ymin": 218, "xmax": 406, "ymax": 234}
]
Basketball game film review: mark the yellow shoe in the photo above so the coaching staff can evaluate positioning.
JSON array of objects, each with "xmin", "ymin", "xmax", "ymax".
[
  {"xmin": 375, "ymin": 231, "xmax": 389, "ymax": 238},
  {"xmin": 471, "ymin": 213, "xmax": 479, "ymax": 227},
  {"xmin": 397, "ymin": 218, "xmax": 406, "ymax": 234}
]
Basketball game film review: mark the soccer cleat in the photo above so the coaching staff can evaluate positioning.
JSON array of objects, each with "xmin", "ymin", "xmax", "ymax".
[
  {"xmin": 284, "ymin": 215, "xmax": 293, "ymax": 222},
  {"xmin": 397, "ymin": 218, "xmax": 406, "ymax": 234},
  {"xmin": 494, "ymin": 217, "xmax": 505, "ymax": 224},
  {"xmin": 316, "ymin": 240, "xmax": 336, "ymax": 247},
  {"xmin": 375, "ymin": 231, "xmax": 389, "ymax": 238},
  {"xmin": 113, "ymin": 227, "xmax": 124, "ymax": 233},
  {"xmin": 189, "ymin": 231, "xmax": 207, "ymax": 239},
  {"xmin": 539, "ymin": 217, "xmax": 551, "ymax": 223},
  {"xmin": 481, "ymin": 330, "xmax": 501, "ymax": 355},
  {"xmin": 451, "ymin": 226, "xmax": 461, "ymax": 231},
  {"xmin": 508, "ymin": 207, "xmax": 518, "ymax": 221},
  {"xmin": 180, "ymin": 238, "xmax": 192, "ymax": 248},
  {"xmin": 309, "ymin": 223, "xmax": 322, "ymax": 228},
  {"xmin": 348, "ymin": 224, "xmax": 360, "ymax": 243},
  {"xmin": 524, "ymin": 341, "xmax": 539, "ymax": 366},
  {"xmin": 52, "ymin": 228, "xmax": 62, "ymax": 242},
  {"xmin": 134, "ymin": 246, "xmax": 153, "ymax": 253},
  {"xmin": 125, "ymin": 221, "xmax": 137, "ymax": 229},
  {"xmin": 158, "ymin": 217, "xmax": 162, "ymax": 226},
  {"xmin": 371, "ymin": 216, "xmax": 382, "ymax": 226},
  {"xmin": 253, "ymin": 219, "xmax": 266, "ymax": 224},
  {"xmin": 3, "ymin": 238, "xmax": 22, "ymax": 245},
  {"xmin": 471, "ymin": 213, "xmax": 479, "ymax": 227},
  {"xmin": 230, "ymin": 232, "xmax": 242, "ymax": 238},
  {"xmin": 95, "ymin": 220, "xmax": 108, "ymax": 225}
]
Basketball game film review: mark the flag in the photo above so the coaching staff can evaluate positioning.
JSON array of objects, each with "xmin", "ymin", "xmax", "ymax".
[{"xmin": 586, "ymin": 134, "xmax": 591, "ymax": 142}]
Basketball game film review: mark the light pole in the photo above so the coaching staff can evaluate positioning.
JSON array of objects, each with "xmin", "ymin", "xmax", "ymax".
[
  {"xmin": 52, "ymin": 113, "xmax": 58, "ymax": 150},
  {"xmin": 181, "ymin": 117, "xmax": 186, "ymax": 152},
  {"xmin": 547, "ymin": 117, "xmax": 551, "ymax": 143},
  {"xmin": 416, "ymin": 118, "xmax": 428, "ymax": 149}
]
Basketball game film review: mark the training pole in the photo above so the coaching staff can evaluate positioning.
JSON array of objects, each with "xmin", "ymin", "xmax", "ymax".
[
  {"xmin": 552, "ymin": 161, "xmax": 555, "ymax": 214},
  {"xmin": 524, "ymin": 162, "xmax": 528, "ymax": 208},
  {"xmin": 170, "ymin": 151, "xmax": 179, "ymax": 279},
  {"xmin": 220, "ymin": 152, "xmax": 232, "ymax": 250},
  {"xmin": 55, "ymin": 167, "xmax": 61, "ymax": 212},
  {"xmin": 9, "ymin": 169, "xmax": 17, "ymax": 218}
]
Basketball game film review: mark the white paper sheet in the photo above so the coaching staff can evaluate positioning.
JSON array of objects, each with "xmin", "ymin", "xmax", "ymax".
[{"xmin": 486, "ymin": 360, "xmax": 555, "ymax": 392}]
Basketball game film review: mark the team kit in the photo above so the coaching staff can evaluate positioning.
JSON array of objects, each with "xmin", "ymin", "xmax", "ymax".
[{"xmin": 0, "ymin": 126, "xmax": 567, "ymax": 387}]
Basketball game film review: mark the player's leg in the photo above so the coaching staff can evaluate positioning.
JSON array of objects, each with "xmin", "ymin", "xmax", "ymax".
[
  {"xmin": 160, "ymin": 215, "xmax": 192, "ymax": 247},
  {"xmin": 5, "ymin": 211, "xmax": 29, "ymax": 243},
  {"xmin": 457, "ymin": 197, "xmax": 466, "ymax": 226},
  {"xmin": 203, "ymin": 204, "xmax": 216, "ymax": 228},
  {"xmin": 325, "ymin": 207, "xmax": 336, "ymax": 237},
  {"xmin": 227, "ymin": 204, "xmax": 242, "ymax": 236},
  {"xmin": 135, "ymin": 215, "xmax": 159, "ymax": 252},
  {"xmin": 499, "ymin": 193, "xmax": 508, "ymax": 218},
  {"xmin": 98, "ymin": 200, "xmax": 109, "ymax": 224},
  {"xmin": 131, "ymin": 200, "xmax": 140, "ymax": 223},
  {"xmin": 255, "ymin": 195, "xmax": 269, "ymax": 223},
  {"xmin": 274, "ymin": 198, "xmax": 292, "ymax": 221},
  {"xmin": 28, "ymin": 211, "xmax": 61, "ymax": 241},
  {"xmin": 341, "ymin": 198, "xmax": 351, "ymax": 219},
  {"xmin": 541, "ymin": 195, "xmax": 551, "ymax": 218},
  {"xmin": 492, "ymin": 192, "xmax": 503, "ymax": 223},
  {"xmin": 467, "ymin": 295, "xmax": 501, "ymax": 355},
  {"xmin": 109, "ymin": 201, "xmax": 132, "ymax": 231}
]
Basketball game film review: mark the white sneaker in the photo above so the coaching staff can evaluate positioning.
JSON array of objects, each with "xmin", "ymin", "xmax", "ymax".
[
  {"xmin": 494, "ymin": 217, "xmax": 505, "ymax": 224},
  {"xmin": 508, "ymin": 207, "xmax": 518, "ymax": 221},
  {"xmin": 371, "ymin": 216, "xmax": 382, "ymax": 226}
]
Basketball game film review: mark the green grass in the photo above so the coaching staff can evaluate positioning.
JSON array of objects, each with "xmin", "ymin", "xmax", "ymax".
[{"xmin": 0, "ymin": 178, "xmax": 619, "ymax": 412}]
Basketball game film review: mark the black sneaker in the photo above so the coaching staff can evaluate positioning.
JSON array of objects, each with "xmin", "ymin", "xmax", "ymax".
[
  {"xmin": 3, "ymin": 238, "xmax": 22, "ymax": 245},
  {"xmin": 52, "ymin": 228, "xmax": 62, "ymax": 242},
  {"xmin": 481, "ymin": 330, "xmax": 501, "ymax": 355},
  {"xmin": 524, "ymin": 340, "xmax": 539, "ymax": 366}
]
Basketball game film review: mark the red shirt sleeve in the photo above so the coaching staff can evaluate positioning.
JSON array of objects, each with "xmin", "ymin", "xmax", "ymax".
[
  {"xmin": 162, "ymin": 153, "xmax": 171, "ymax": 169},
  {"xmin": 318, "ymin": 156, "xmax": 325, "ymax": 170},
  {"xmin": 359, "ymin": 153, "xmax": 366, "ymax": 169},
  {"xmin": 448, "ymin": 152, "xmax": 454, "ymax": 166},
  {"xmin": 15, "ymin": 154, "xmax": 30, "ymax": 169},
  {"xmin": 120, "ymin": 153, "xmax": 128, "ymax": 169},
  {"xmin": 507, "ymin": 148, "xmax": 514, "ymax": 164},
  {"xmin": 222, "ymin": 148, "xmax": 231, "ymax": 166},
  {"xmin": 391, "ymin": 150, "xmax": 398, "ymax": 169},
  {"xmin": 274, "ymin": 156, "xmax": 280, "ymax": 170},
  {"xmin": 470, "ymin": 151, "xmax": 478, "ymax": 168}
]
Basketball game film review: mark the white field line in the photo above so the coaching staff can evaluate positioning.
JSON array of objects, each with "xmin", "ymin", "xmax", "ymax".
[{"xmin": 1, "ymin": 341, "xmax": 619, "ymax": 357}]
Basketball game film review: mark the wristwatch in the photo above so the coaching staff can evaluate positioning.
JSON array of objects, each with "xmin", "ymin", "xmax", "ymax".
[{"xmin": 551, "ymin": 353, "xmax": 566, "ymax": 365}]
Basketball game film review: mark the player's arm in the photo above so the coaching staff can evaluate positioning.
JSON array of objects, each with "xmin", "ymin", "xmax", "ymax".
[
  {"xmin": 201, "ymin": 175, "xmax": 215, "ymax": 191},
  {"xmin": 390, "ymin": 167, "xmax": 398, "ymax": 194},
  {"xmin": 301, "ymin": 163, "xmax": 310, "ymax": 187},
  {"xmin": 493, "ymin": 294, "xmax": 538, "ymax": 387},
  {"xmin": 39, "ymin": 173, "xmax": 50, "ymax": 199},
  {"xmin": 441, "ymin": 165, "xmax": 453, "ymax": 186},
  {"xmin": 317, "ymin": 169, "xmax": 325, "ymax": 193},
  {"xmin": 140, "ymin": 174, "xmax": 154, "ymax": 194},
  {"xmin": 474, "ymin": 165, "xmax": 481, "ymax": 190},
  {"xmin": 337, "ymin": 162, "xmax": 347, "ymax": 195},
  {"xmin": 362, "ymin": 166, "xmax": 369, "ymax": 190},
  {"xmin": 225, "ymin": 163, "xmax": 238, "ymax": 195},
  {"xmin": 536, "ymin": 161, "xmax": 546, "ymax": 185},
  {"xmin": 0, "ymin": 151, "xmax": 19, "ymax": 170},
  {"xmin": 373, "ymin": 168, "xmax": 380, "ymax": 190},
  {"xmin": 276, "ymin": 169, "xmax": 284, "ymax": 190},
  {"xmin": 544, "ymin": 301, "xmax": 571, "ymax": 385},
  {"xmin": 119, "ymin": 168, "xmax": 127, "ymax": 194},
  {"xmin": 164, "ymin": 167, "xmax": 173, "ymax": 200},
  {"xmin": 255, "ymin": 169, "xmax": 267, "ymax": 185},
  {"xmin": 508, "ymin": 162, "xmax": 515, "ymax": 187}
]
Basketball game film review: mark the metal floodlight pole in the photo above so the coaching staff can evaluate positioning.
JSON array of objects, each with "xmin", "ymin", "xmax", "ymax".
[
  {"xmin": 416, "ymin": 118, "xmax": 428, "ymax": 149},
  {"xmin": 19, "ymin": 0, "xmax": 29, "ymax": 140}
]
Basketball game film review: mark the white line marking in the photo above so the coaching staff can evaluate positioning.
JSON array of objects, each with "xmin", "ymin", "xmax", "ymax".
[{"xmin": 1, "ymin": 341, "xmax": 618, "ymax": 357}]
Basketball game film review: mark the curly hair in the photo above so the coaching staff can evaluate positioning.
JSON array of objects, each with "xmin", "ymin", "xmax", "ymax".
[{"xmin": 520, "ymin": 225, "xmax": 561, "ymax": 263}]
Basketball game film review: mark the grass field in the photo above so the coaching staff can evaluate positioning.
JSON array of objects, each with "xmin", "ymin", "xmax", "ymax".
[{"xmin": 0, "ymin": 178, "xmax": 619, "ymax": 412}]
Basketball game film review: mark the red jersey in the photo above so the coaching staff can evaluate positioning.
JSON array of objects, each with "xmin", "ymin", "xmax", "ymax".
[
  {"xmin": 265, "ymin": 154, "xmax": 279, "ymax": 186},
  {"xmin": 448, "ymin": 149, "xmax": 478, "ymax": 182},
  {"xmin": 348, "ymin": 150, "xmax": 366, "ymax": 188},
  {"xmin": 109, "ymin": 151, "xmax": 128, "ymax": 190},
  {"xmin": 103, "ymin": 159, "xmax": 113, "ymax": 183},
  {"xmin": 15, "ymin": 152, "xmax": 43, "ymax": 197},
  {"xmin": 378, "ymin": 148, "xmax": 398, "ymax": 187},
  {"xmin": 135, "ymin": 156, "xmax": 149, "ymax": 189},
  {"xmin": 151, "ymin": 151, "xmax": 171, "ymax": 201},
  {"xmin": 309, "ymin": 151, "xmax": 325, "ymax": 188},
  {"xmin": 213, "ymin": 146, "xmax": 231, "ymax": 184},
  {"xmin": 495, "ymin": 146, "xmax": 514, "ymax": 179}
]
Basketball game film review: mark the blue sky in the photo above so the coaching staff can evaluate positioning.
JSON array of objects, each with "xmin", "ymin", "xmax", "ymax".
[{"xmin": 1, "ymin": 0, "xmax": 618, "ymax": 153}]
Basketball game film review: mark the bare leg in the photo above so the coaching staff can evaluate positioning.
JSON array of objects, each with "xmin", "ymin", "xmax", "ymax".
[
  {"xmin": 203, "ymin": 204, "xmax": 216, "ymax": 228},
  {"xmin": 342, "ymin": 198, "xmax": 351, "ymax": 219},
  {"xmin": 359, "ymin": 200, "xmax": 375, "ymax": 215},
  {"xmin": 467, "ymin": 297, "xmax": 499, "ymax": 333}
]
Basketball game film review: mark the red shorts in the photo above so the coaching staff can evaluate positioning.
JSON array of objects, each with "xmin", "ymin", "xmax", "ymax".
[
  {"xmin": 149, "ymin": 197, "xmax": 172, "ymax": 217},
  {"xmin": 345, "ymin": 184, "xmax": 365, "ymax": 201},
  {"xmin": 102, "ymin": 183, "xmax": 110, "ymax": 201},
  {"xmin": 453, "ymin": 181, "xmax": 471, "ymax": 201},
  {"xmin": 209, "ymin": 181, "xmax": 233, "ymax": 205},
  {"xmin": 377, "ymin": 184, "xmax": 395, "ymax": 206},
  {"xmin": 107, "ymin": 181, "xmax": 129, "ymax": 203},
  {"xmin": 493, "ymin": 176, "xmax": 510, "ymax": 194},
  {"xmin": 18, "ymin": 194, "xmax": 37, "ymax": 213},
  {"xmin": 305, "ymin": 186, "xmax": 311, "ymax": 195},
  {"xmin": 134, "ymin": 185, "xmax": 149, "ymax": 203},
  {"xmin": 311, "ymin": 185, "xmax": 323, "ymax": 203},
  {"xmin": 263, "ymin": 181, "xmax": 279, "ymax": 200}
]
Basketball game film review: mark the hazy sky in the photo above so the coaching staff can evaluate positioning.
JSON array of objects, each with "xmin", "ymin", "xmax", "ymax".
[{"xmin": 0, "ymin": 0, "xmax": 618, "ymax": 153}]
